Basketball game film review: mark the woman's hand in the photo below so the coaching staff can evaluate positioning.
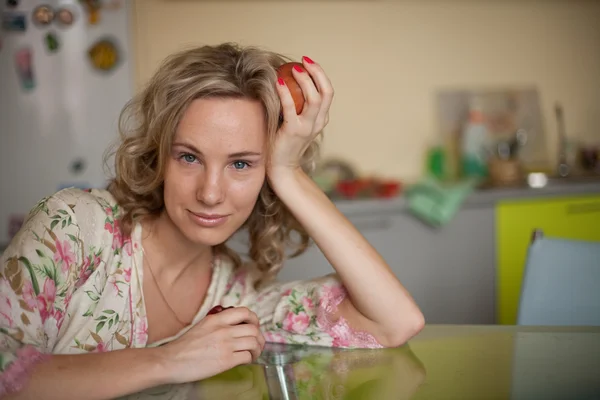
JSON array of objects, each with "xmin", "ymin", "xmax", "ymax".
[
  {"xmin": 269, "ymin": 56, "xmax": 334, "ymax": 182},
  {"xmin": 157, "ymin": 307, "xmax": 265, "ymax": 384}
]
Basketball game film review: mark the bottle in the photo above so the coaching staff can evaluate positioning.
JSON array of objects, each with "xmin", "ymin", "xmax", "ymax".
[{"xmin": 461, "ymin": 96, "xmax": 489, "ymax": 178}]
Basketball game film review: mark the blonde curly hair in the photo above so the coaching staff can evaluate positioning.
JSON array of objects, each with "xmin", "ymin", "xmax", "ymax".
[{"xmin": 105, "ymin": 42, "xmax": 320, "ymax": 281}]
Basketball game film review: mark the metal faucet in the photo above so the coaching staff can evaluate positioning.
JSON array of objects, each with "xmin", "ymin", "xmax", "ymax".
[{"xmin": 555, "ymin": 103, "xmax": 570, "ymax": 177}]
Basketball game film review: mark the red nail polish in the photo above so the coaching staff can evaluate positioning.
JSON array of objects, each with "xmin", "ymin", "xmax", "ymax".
[
  {"xmin": 277, "ymin": 77, "xmax": 285, "ymax": 86},
  {"xmin": 293, "ymin": 65, "xmax": 304, "ymax": 73},
  {"xmin": 303, "ymin": 56, "xmax": 315, "ymax": 64}
]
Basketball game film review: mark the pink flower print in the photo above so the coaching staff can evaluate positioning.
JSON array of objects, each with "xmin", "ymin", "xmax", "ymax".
[
  {"xmin": 264, "ymin": 331, "xmax": 286, "ymax": 343},
  {"xmin": 105, "ymin": 207, "xmax": 113, "ymax": 216},
  {"xmin": 320, "ymin": 284, "xmax": 347, "ymax": 310},
  {"xmin": 76, "ymin": 257, "xmax": 92, "ymax": 289},
  {"xmin": 123, "ymin": 268, "xmax": 132, "ymax": 283},
  {"xmin": 94, "ymin": 341, "xmax": 108, "ymax": 353},
  {"xmin": 110, "ymin": 220, "xmax": 132, "ymax": 255},
  {"xmin": 109, "ymin": 276, "xmax": 121, "ymax": 296},
  {"xmin": 122, "ymin": 238, "xmax": 132, "ymax": 256},
  {"xmin": 282, "ymin": 288, "xmax": 293, "ymax": 297},
  {"xmin": 112, "ymin": 230, "xmax": 123, "ymax": 250},
  {"xmin": 283, "ymin": 311, "xmax": 310, "ymax": 334},
  {"xmin": 104, "ymin": 221, "xmax": 114, "ymax": 233},
  {"xmin": 301, "ymin": 296, "xmax": 314, "ymax": 313},
  {"xmin": 21, "ymin": 280, "xmax": 37, "ymax": 310},
  {"xmin": 136, "ymin": 319, "xmax": 148, "ymax": 344},
  {"xmin": 36, "ymin": 278, "xmax": 57, "ymax": 324},
  {"xmin": 330, "ymin": 325, "xmax": 352, "ymax": 348},
  {"xmin": 63, "ymin": 291, "xmax": 73, "ymax": 317},
  {"xmin": 53, "ymin": 239, "xmax": 76, "ymax": 273},
  {"xmin": 0, "ymin": 280, "xmax": 14, "ymax": 327},
  {"xmin": 225, "ymin": 270, "xmax": 248, "ymax": 293},
  {"xmin": 53, "ymin": 308, "xmax": 65, "ymax": 331}
]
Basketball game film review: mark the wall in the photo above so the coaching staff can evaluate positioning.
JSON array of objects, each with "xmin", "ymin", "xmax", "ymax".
[{"xmin": 131, "ymin": 0, "xmax": 600, "ymax": 182}]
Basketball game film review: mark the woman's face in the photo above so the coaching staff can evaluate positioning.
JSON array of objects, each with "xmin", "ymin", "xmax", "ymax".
[{"xmin": 162, "ymin": 97, "xmax": 267, "ymax": 247}]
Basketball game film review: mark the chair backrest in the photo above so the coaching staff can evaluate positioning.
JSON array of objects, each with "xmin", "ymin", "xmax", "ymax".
[{"xmin": 517, "ymin": 234, "xmax": 600, "ymax": 326}]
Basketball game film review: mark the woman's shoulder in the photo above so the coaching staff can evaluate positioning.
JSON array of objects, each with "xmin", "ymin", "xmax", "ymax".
[
  {"xmin": 25, "ymin": 187, "xmax": 123, "ymax": 243},
  {"xmin": 50, "ymin": 187, "xmax": 118, "ymax": 210},
  {"xmin": 32, "ymin": 187, "xmax": 120, "ymax": 220}
]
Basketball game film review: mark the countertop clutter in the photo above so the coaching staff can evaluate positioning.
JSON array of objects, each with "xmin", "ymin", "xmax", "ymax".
[
  {"xmin": 309, "ymin": 94, "xmax": 599, "ymax": 227},
  {"xmin": 312, "ymin": 158, "xmax": 403, "ymax": 201},
  {"xmin": 332, "ymin": 173, "xmax": 600, "ymax": 216}
]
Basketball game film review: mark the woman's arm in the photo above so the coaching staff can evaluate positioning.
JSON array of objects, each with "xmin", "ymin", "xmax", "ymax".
[
  {"xmin": 269, "ymin": 168, "xmax": 424, "ymax": 347},
  {"xmin": 3, "ymin": 307, "xmax": 266, "ymax": 400},
  {"xmin": 4, "ymin": 348, "xmax": 168, "ymax": 400},
  {"xmin": 270, "ymin": 57, "xmax": 424, "ymax": 347}
]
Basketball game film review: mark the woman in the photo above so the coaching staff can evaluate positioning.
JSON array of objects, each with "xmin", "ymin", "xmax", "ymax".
[{"xmin": 0, "ymin": 42, "xmax": 424, "ymax": 399}]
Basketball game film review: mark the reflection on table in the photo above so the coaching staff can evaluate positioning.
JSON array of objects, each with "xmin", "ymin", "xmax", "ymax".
[
  {"xmin": 120, "ymin": 342, "xmax": 424, "ymax": 400},
  {"xmin": 119, "ymin": 325, "xmax": 600, "ymax": 400}
]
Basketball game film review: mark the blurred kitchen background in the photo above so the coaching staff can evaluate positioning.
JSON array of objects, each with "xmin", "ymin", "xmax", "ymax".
[{"xmin": 1, "ymin": 0, "xmax": 599, "ymax": 326}]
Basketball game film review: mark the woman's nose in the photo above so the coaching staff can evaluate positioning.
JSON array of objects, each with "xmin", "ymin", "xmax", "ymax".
[{"xmin": 197, "ymin": 169, "xmax": 225, "ymax": 206}]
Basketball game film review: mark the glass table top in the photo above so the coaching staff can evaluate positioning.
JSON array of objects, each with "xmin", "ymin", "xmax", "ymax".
[{"xmin": 121, "ymin": 324, "xmax": 600, "ymax": 400}]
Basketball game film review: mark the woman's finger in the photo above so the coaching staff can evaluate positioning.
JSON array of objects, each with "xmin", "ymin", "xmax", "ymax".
[
  {"xmin": 302, "ymin": 56, "xmax": 334, "ymax": 100},
  {"xmin": 229, "ymin": 320, "xmax": 266, "ymax": 351},
  {"xmin": 216, "ymin": 306, "xmax": 260, "ymax": 327},
  {"xmin": 232, "ymin": 350, "xmax": 253, "ymax": 366},
  {"xmin": 302, "ymin": 56, "xmax": 334, "ymax": 131},
  {"xmin": 291, "ymin": 64, "xmax": 321, "ymax": 120},
  {"xmin": 229, "ymin": 322, "xmax": 261, "ymax": 338},
  {"xmin": 275, "ymin": 77, "xmax": 299, "ymax": 126},
  {"xmin": 232, "ymin": 337, "xmax": 262, "ymax": 361}
]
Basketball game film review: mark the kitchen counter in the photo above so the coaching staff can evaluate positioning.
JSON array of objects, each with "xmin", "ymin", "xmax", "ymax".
[
  {"xmin": 332, "ymin": 176, "xmax": 600, "ymax": 216},
  {"xmin": 120, "ymin": 324, "xmax": 600, "ymax": 399}
]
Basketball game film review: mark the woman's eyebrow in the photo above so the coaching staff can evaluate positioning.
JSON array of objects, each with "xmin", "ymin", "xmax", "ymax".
[{"xmin": 172, "ymin": 142, "xmax": 262, "ymax": 158}]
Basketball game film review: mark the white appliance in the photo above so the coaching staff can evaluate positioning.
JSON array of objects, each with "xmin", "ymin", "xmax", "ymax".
[{"xmin": 0, "ymin": 0, "xmax": 133, "ymax": 249}]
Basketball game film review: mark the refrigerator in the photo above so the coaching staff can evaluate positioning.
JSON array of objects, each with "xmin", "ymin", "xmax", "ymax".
[{"xmin": 0, "ymin": 0, "xmax": 133, "ymax": 251}]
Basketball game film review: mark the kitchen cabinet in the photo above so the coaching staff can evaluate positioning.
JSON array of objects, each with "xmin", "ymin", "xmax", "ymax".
[{"xmin": 496, "ymin": 194, "xmax": 600, "ymax": 325}]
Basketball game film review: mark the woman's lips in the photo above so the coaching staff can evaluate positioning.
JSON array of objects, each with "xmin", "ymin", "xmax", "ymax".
[{"xmin": 188, "ymin": 210, "xmax": 229, "ymax": 227}]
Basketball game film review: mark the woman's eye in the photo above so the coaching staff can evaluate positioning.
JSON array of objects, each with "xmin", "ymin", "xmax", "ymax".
[
  {"xmin": 232, "ymin": 161, "xmax": 249, "ymax": 170},
  {"xmin": 182, "ymin": 154, "xmax": 197, "ymax": 163}
]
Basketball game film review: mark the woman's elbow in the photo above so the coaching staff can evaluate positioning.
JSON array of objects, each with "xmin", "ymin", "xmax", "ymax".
[{"xmin": 384, "ymin": 309, "xmax": 425, "ymax": 348}]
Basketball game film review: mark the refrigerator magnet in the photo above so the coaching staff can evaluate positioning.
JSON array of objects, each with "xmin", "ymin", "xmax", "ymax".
[
  {"xmin": 69, "ymin": 158, "xmax": 87, "ymax": 175},
  {"xmin": 79, "ymin": 0, "xmax": 102, "ymax": 25},
  {"xmin": 56, "ymin": 7, "xmax": 75, "ymax": 27},
  {"xmin": 6, "ymin": 0, "xmax": 19, "ymax": 9},
  {"xmin": 14, "ymin": 47, "xmax": 35, "ymax": 91},
  {"xmin": 32, "ymin": 5, "xmax": 54, "ymax": 27},
  {"xmin": 45, "ymin": 32, "xmax": 59, "ymax": 53},
  {"xmin": 2, "ymin": 12, "xmax": 27, "ymax": 32},
  {"xmin": 88, "ymin": 37, "xmax": 120, "ymax": 72}
]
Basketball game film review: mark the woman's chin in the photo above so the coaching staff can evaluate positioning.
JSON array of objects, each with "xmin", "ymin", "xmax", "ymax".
[{"xmin": 180, "ymin": 225, "xmax": 236, "ymax": 248}]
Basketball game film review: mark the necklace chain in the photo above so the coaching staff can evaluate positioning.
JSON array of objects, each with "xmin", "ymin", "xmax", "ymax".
[{"xmin": 142, "ymin": 246, "xmax": 191, "ymax": 327}]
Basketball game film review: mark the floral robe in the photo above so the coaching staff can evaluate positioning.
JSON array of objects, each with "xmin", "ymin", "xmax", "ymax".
[{"xmin": 0, "ymin": 188, "xmax": 382, "ymax": 396}]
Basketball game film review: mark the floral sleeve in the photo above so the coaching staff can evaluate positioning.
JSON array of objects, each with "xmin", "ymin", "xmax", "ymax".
[
  {"xmin": 239, "ymin": 271, "xmax": 384, "ymax": 349},
  {"xmin": 0, "ymin": 194, "xmax": 84, "ymax": 396}
]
